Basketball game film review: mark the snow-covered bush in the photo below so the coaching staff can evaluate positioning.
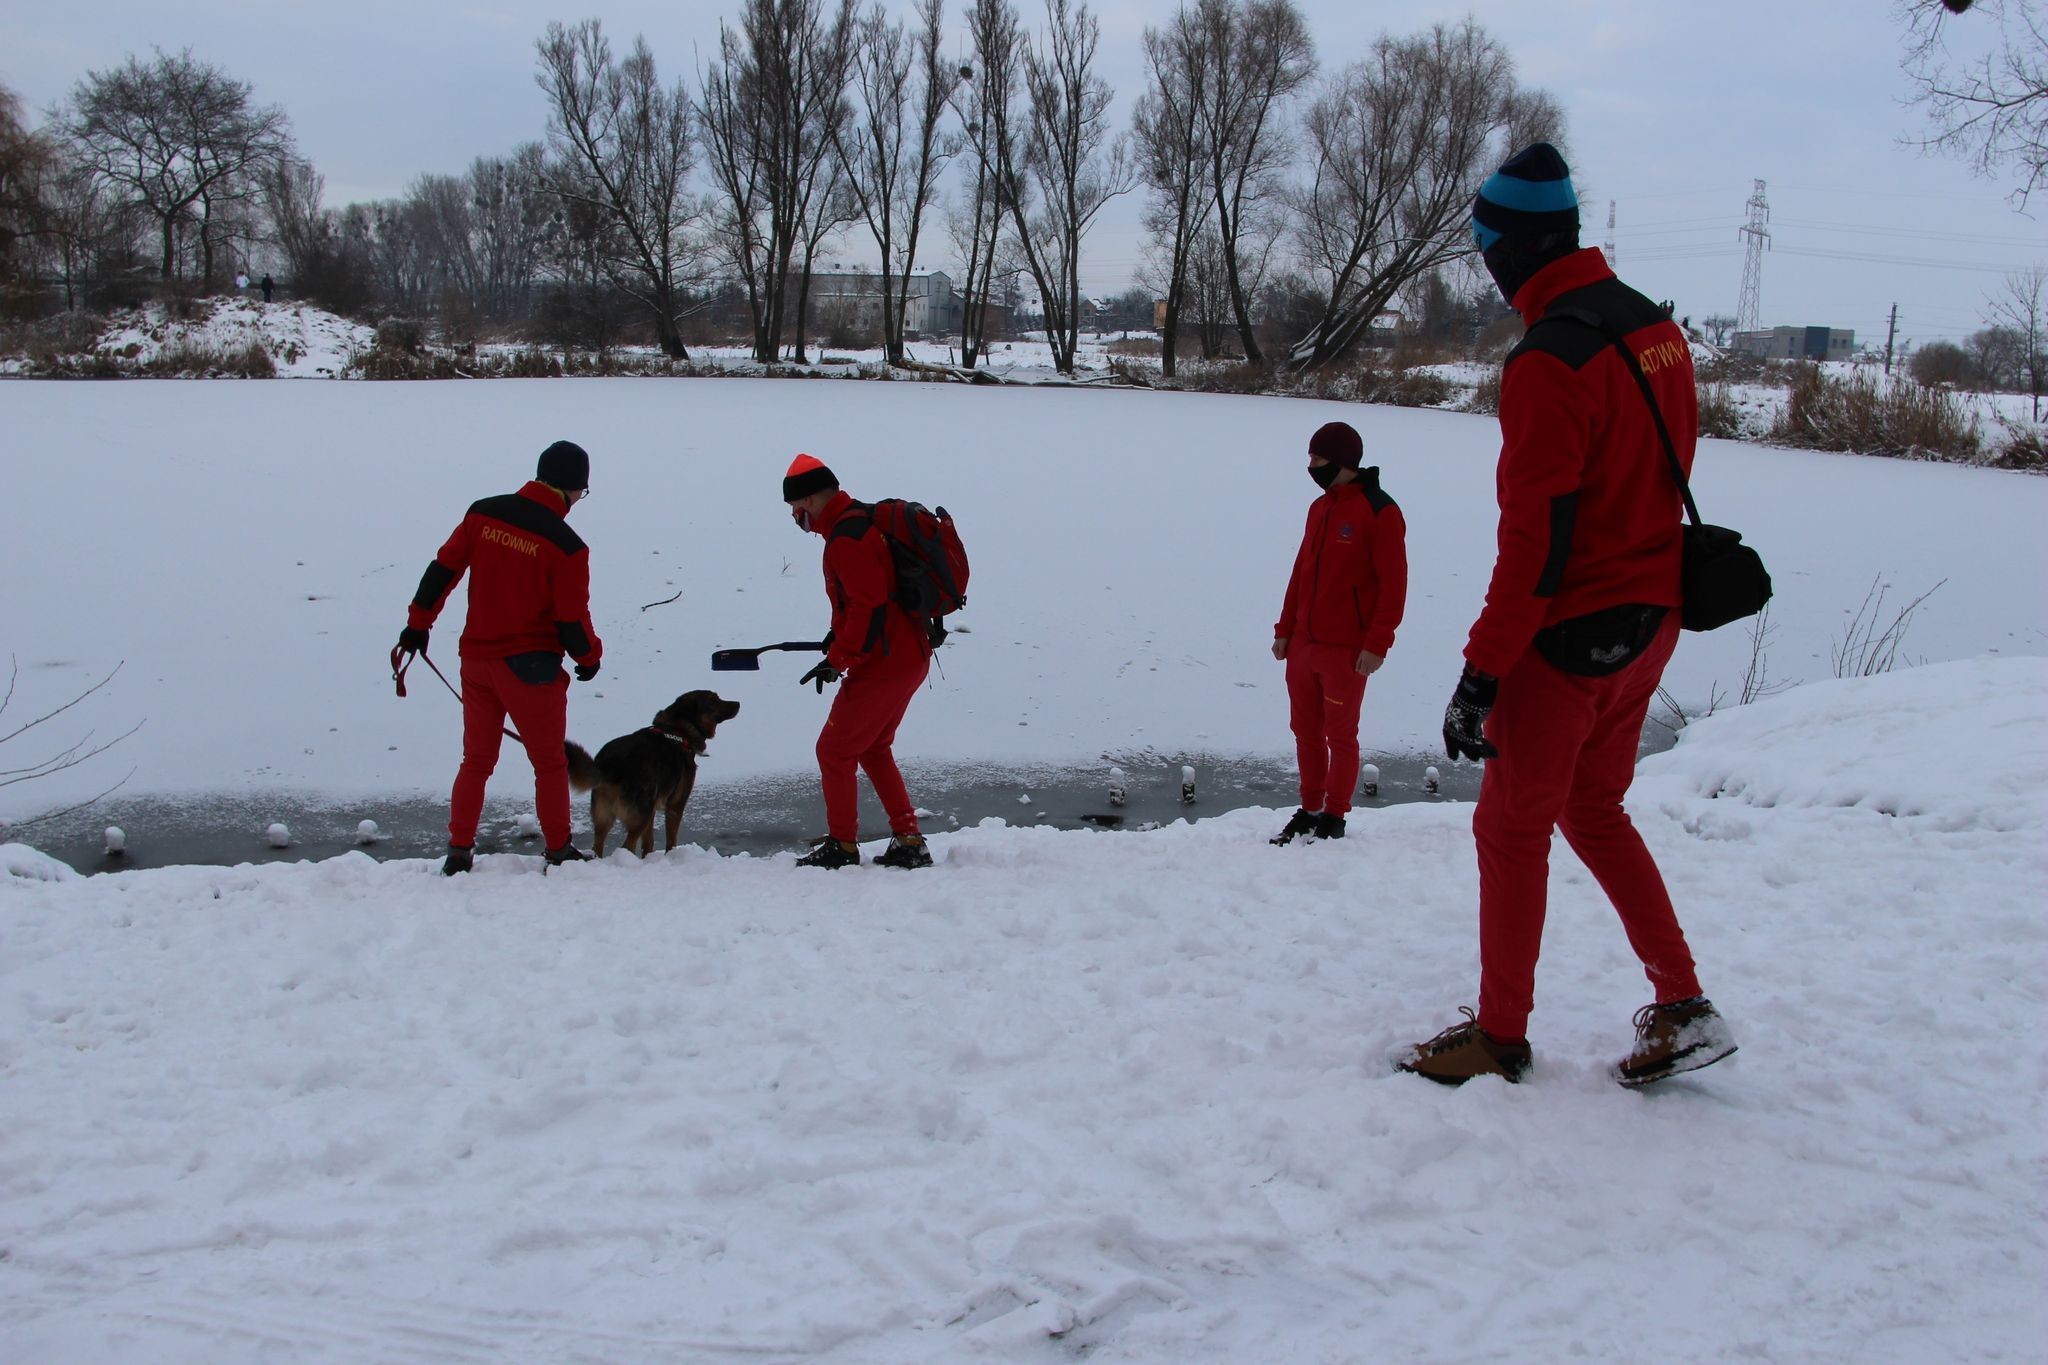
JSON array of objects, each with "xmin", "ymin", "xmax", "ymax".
[
  {"xmin": 1697, "ymin": 382, "xmax": 1743, "ymax": 439},
  {"xmin": 1990, "ymin": 416, "xmax": 2046, "ymax": 471},
  {"xmin": 1769, "ymin": 365, "xmax": 1980, "ymax": 462}
]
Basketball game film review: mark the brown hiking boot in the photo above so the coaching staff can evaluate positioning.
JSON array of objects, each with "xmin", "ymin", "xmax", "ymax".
[
  {"xmin": 1615, "ymin": 997, "xmax": 1737, "ymax": 1086},
  {"xmin": 1398, "ymin": 1007, "xmax": 1531, "ymax": 1085}
]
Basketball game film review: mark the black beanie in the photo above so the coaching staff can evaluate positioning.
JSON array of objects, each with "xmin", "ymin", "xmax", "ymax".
[
  {"xmin": 782, "ymin": 452, "xmax": 839, "ymax": 502},
  {"xmin": 1307, "ymin": 421, "xmax": 1363, "ymax": 469},
  {"xmin": 1471, "ymin": 142, "xmax": 1579, "ymax": 251},
  {"xmin": 536, "ymin": 440, "xmax": 589, "ymax": 491}
]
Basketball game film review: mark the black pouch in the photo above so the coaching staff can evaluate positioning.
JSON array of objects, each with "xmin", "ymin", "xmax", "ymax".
[
  {"xmin": 1533, "ymin": 603, "xmax": 1669, "ymax": 677},
  {"xmin": 1680, "ymin": 523, "xmax": 1773, "ymax": 632},
  {"xmin": 504, "ymin": 650, "xmax": 564, "ymax": 685}
]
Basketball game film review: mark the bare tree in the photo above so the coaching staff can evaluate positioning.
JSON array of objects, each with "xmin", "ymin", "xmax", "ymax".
[
  {"xmin": 1185, "ymin": 226, "xmax": 1237, "ymax": 358},
  {"xmin": 536, "ymin": 20, "xmax": 700, "ymax": 358},
  {"xmin": 1010, "ymin": 0, "xmax": 1134, "ymax": 374},
  {"xmin": 698, "ymin": 0, "xmax": 857, "ymax": 365},
  {"xmin": 834, "ymin": 0, "xmax": 961, "ymax": 365},
  {"xmin": 1701, "ymin": 312, "xmax": 1739, "ymax": 347},
  {"xmin": 1900, "ymin": 0, "xmax": 2048, "ymax": 207},
  {"xmin": 1985, "ymin": 264, "xmax": 2047, "ymax": 417},
  {"xmin": 1193, "ymin": 0, "xmax": 1314, "ymax": 367},
  {"xmin": 1132, "ymin": 9, "xmax": 1214, "ymax": 378},
  {"xmin": 951, "ymin": 0, "xmax": 1027, "ymax": 368},
  {"xmin": 0, "ymin": 86, "xmax": 48, "ymax": 291},
  {"xmin": 1288, "ymin": 20, "xmax": 1560, "ymax": 371},
  {"xmin": 1966, "ymin": 322, "xmax": 2025, "ymax": 388},
  {"xmin": 60, "ymin": 50, "xmax": 291, "ymax": 286}
]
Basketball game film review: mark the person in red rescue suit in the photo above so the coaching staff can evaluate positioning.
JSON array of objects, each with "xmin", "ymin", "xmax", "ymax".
[
  {"xmin": 1269, "ymin": 420, "xmax": 1408, "ymax": 846},
  {"xmin": 1400, "ymin": 143, "xmax": 1737, "ymax": 1088},
  {"xmin": 397, "ymin": 439, "xmax": 603, "ymax": 875},
  {"xmin": 782, "ymin": 454, "xmax": 935, "ymax": 871}
]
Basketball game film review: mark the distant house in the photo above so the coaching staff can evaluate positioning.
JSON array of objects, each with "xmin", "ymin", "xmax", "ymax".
[
  {"xmin": 806, "ymin": 269, "xmax": 963, "ymax": 338},
  {"xmin": 1733, "ymin": 325, "xmax": 1855, "ymax": 361}
]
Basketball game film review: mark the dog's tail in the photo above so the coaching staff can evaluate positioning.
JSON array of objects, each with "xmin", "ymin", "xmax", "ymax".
[{"xmin": 564, "ymin": 740, "xmax": 600, "ymax": 793}]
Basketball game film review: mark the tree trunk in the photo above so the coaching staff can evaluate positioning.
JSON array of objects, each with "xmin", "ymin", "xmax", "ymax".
[{"xmin": 1223, "ymin": 237, "xmax": 1261, "ymax": 366}]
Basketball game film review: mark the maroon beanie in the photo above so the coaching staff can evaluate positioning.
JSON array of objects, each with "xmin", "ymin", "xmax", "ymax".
[{"xmin": 1308, "ymin": 421, "xmax": 1363, "ymax": 469}]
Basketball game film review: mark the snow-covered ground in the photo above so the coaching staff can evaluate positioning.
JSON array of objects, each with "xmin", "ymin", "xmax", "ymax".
[
  {"xmin": 2, "ymin": 657, "xmax": 2042, "ymax": 1361},
  {"xmin": 0, "ymin": 378, "xmax": 2042, "ymax": 828}
]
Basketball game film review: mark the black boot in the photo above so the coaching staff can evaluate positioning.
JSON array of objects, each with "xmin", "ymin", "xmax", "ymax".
[
  {"xmin": 796, "ymin": 837, "xmax": 861, "ymax": 869},
  {"xmin": 1313, "ymin": 812, "xmax": 1346, "ymax": 840},
  {"xmin": 874, "ymin": 834, "xmax": 933, "ymax": 869},
  {"xmin": 544, "ymin": 843, "xmax": 590, "ymax": 868},
  {"xmin": 442, "ymin": 845, "xmax": 474, "ymax": 876},
  {"xmin": 1270, "ymin": 808, "xmax": 1320, "ymax": 846}
]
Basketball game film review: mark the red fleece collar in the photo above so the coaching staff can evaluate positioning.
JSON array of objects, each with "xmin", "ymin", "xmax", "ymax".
[
  {"xmin": 807, "ymin": 489, "xmax": 857, "ymax": 536},
  {"xmin": 518, "ymin": 480, "xmax": 569, "ymax": 514},
  {"xmin": 1513, "ymin": 247, "xmax": 1616, "ymax": 325}
]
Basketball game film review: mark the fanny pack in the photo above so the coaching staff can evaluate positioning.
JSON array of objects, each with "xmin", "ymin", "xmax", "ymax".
[
  {"xmin": 1533, "ymin": 603, "xmax": 1668, "ymax": 678},
  {"xmin": 504, "ymin": 650, "xmax": 564, "ymax": 685}
]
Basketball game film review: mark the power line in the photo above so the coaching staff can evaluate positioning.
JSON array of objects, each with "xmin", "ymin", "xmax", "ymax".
[
  {"xmin": 1773, "ymin": 217, "xmax": 2047, "ymax": 249},
  {"xmin": 1775, "ymin": 245, "xmax": 2037, "ymax": 275}
]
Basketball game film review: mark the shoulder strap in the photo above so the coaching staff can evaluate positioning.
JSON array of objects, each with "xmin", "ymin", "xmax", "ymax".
[
  {"xmin": 1537, "ymin": 305, "xmax": 1702, "ymax": 527},
  {"xmin": 827, "ymin": 502, "xmax": 873, "ymax": 542}
]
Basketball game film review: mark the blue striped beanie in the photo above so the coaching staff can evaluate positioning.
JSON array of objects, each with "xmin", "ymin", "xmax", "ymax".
[{"xmin": 1471, "ymin": 143, "xmax": 1579, "ymax": 251}]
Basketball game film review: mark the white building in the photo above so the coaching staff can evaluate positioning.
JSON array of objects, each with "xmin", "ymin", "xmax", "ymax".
[{"xmin": 807, "ymin": 270, "xmax": 963, "ymax": 338}]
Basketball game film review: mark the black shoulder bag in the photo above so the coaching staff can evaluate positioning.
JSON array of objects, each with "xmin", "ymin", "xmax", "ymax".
[{"xmin": 1545, "ymin": 307, "xmax": 1774, "ymax": 633}]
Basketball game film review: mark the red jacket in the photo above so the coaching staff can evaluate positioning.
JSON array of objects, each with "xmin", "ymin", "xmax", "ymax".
[
  {"xmin": 408, "ymin": 481, "xmax": 602, "ymax": 666},
  {"xmin": 811, "ymin": 490, "xmax": 932, "ymax": 674},
  {"xmin": 1465, "ymin": 249, "xmax": 1695, "ymax": 678},
  {"xmin": 1275, "ymin": 470, "xmax": 1408, "ymax": 657}
]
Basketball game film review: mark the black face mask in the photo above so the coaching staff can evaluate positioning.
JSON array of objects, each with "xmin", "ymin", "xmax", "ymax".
[
  {"xmin": 1309, "ymin": 462, "xmax": 1342, "ymax": 490},
  {"xmin": 1481, "ymin": 232, "xmax": 1579, "ymax": 307}
]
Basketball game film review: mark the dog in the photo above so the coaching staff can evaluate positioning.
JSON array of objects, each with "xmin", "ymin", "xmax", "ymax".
[{"xmin": 564, "ymin": 690, "xmax": 741, "ymax": 857}]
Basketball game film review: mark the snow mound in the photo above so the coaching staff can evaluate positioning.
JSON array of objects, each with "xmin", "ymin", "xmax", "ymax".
[
  {"xmin": 93, "ymin": 297, "xmax": 371, "ymax": 378},
  {"xmin": 1639, "ymin": 655, "xmax": 2048, "ymax": 832},
  {"xmin": 1, "ymin": 841, "xmax": 80, "ymax": 884}
]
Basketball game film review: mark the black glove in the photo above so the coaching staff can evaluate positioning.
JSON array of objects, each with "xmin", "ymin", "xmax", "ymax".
[
  {"xmin": 798, "ymin": 660, "xmax": 842, "ymax": 693},
  {"xmin": 1443, "ymin": 666, "xmax": 1500, "ymax": 761},
  {"xmin": 574, "ymin": 660, "xmax": 600, "ymax": 682},
  {"xmin": 397, "ymin": 626, "xmax": 429, "ymax": 653}
]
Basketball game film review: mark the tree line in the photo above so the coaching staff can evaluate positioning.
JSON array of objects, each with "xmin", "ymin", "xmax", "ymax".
[{"xmin": 0, "ymin": 0, "xmax": 1555, "ymax": 374}]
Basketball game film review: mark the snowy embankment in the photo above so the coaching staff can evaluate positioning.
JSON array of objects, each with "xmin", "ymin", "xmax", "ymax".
[
  {"xmin": 2, "ymin": 378, "xmax": 2044, "ymax": 832},
  {"xmin": 2, "ymin": 658, "xmax": 2043, "ymax": 1361},
  {"xmin": 0, "ymin": 298, "xmax": 374, "ymax": 379}
]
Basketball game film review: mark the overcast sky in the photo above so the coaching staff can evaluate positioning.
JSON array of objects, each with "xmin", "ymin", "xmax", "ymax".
[{"xmin": 3, "ymin": 0, "xmax": 2041, "ymax": 345}]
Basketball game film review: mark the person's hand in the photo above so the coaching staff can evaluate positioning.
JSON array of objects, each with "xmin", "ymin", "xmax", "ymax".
[
  {"xmin": 397, "ymin": 626, "xmax": 429, "ymax": 654},
  {"xmin": 1271, "ymin": 637, "xmax": 1289, "ymax": 661},
  {"xmin": 799, "ymin": 661, "xmax": 842, "ymax": 693},
  {"xmin": 1355, "ymin": 649, "xmax": 1384, "ymax": 676},
  {"xmin": 1442, "ymin": 666, "xmax": 1500, "ymax": 761},
  {"xmin": 574, "ymin": 660, "xmax": 600, "ymax": 682}
]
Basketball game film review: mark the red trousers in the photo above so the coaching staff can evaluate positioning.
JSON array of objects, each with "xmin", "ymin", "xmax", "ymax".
[
  {"xmin": 818, "ymin": 654, "xmax": 929, "ymax": 842},
  {"xmin": 1474, "ymin": 616, "xmax": 1701, "ymax": 1040},
  {"xmin": 449, "ymin": 655, "xmax": 571, "ymax": 850},
  {"xmin": 1285, "ymin": 641, "xmax": 1370, "ymax": 816}
]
